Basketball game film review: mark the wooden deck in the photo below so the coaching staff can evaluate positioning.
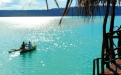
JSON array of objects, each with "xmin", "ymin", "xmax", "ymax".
[{"xmin": 100, "ymin": 59, "xmax": 121, "ymax": 75}]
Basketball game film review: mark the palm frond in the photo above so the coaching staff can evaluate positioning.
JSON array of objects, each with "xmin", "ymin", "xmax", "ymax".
[
  {"xmin": 118, "ymin": 0, "xmax": 121, "ymax": 5},
  {"xmin": 88, "ymin": 6, "xmax": 93, "ymax": 16},
  {"xmin": 54, "ymin": 0, "xmax": 60, "ymax": 10},
  {"xmin": 59, "ymin": 0, "xmax": 73, "ymax": 25},
  {"xmin": 46, "ymin": 0, "xmax": 49, "ymax": 10},
  {"xmin": 78, "ymin": 0, "xmax": 87, "ymax": 8},
  {"xmin": 51, "ymin": 0, "xmax": 121, "ymax": 25},
  {"xmin": 65, "ymin": 0, "xmax": 73, "ymax": 15}
]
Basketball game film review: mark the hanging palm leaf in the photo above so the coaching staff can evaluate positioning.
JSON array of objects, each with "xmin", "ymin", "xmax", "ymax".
[
  {"xmin": 45, "ymin": 0, "xmax": 49, "ymax": 10},
  {"xmin": 59, "ymin": 0, "xmax": 73, "ymax": 25},
  {"xmin": 54, "ymin": 0, "xmax": 60, "ymax": 10},
  {"xmin": 78, "ymin": 0, "xmax": 87, "ymax": 8}
]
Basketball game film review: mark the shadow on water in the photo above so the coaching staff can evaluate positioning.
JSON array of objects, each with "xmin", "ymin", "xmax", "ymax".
[
  {"xmin": 18, "ymin": 49, "xmax": 38, "ymax": 75},
  {"xmin": 20, "ymin": 49, "xmax": 37, "ymax": 59}
]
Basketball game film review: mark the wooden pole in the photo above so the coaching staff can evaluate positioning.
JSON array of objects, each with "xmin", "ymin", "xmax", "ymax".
[
  {"xmin": 101, "ymin": 0, "xmax": 110, "ymax": 74},
  {"xmin": 109, "ymin": 0, "xmax": 116, "ymax": 63}
]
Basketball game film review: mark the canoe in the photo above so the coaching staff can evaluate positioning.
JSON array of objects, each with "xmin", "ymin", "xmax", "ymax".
[
  {"xmin": 8, "ymin": 49, "xmax": 20, "ymax": 53},
  {"xmin": 20, "ymin": 45, "xmax": 37, "ymax": 53}
]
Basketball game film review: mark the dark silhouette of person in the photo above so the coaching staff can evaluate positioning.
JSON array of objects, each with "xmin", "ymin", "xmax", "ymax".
[{"xmin": 22, "ymin": 42, "xmax": 25, "ymax": 50}]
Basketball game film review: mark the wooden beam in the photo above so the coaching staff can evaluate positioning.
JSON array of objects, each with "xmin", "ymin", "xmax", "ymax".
[{"xmin": 107, "ymin": 36, "xmax": 121, "ymax": 38}]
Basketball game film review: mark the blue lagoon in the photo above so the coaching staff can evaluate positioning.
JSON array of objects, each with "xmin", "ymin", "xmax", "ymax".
[{"xmin": 0, "ymin": 16, "xmax": 121, "ymax": 75}]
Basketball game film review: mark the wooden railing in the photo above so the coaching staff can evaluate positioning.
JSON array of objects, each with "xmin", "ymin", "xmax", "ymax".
[
  {"xmin": 93, "ymin": 58, "xmax": 101, "ymax": 75},
  {"xmin": 93, "ymin": 27, "xmax": 121, "ymax": 75}
]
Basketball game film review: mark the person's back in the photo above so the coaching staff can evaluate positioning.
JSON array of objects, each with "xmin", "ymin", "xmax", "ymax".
[
  {"xmin": 22, "ymin": 42, "xmax": 25, "ymax": 50},
  {"xmin": 28, "ymin": 42, "xmax": 32, "ymax": 50}
]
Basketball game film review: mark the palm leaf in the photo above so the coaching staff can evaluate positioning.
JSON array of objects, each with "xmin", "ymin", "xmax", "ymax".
[
  {"xmin": 46, "ymin": 0, "xmax": 49, "ymax": 10},
  {"xmin": 59, "ymin": 0, "xmax": 73, "ymax": 25},
  {"xmin": 118, "ymin": 0, "xmax": 121, "ymax": 5},
  {"xmin": 65, "ymin": 0, "xmax": 73, "ymax": 15},
  {"xmin": 78, "ymin": 0, "xmax": 87, "ymax": 8},
  {"xmin": 88, "ymin": 6, "xmax": 93, "ymax": 16},
  {"xmin": 54, "ymin": 0, "xmax": 60, "ymax": 10},
  {"xmin": 73, "ymin": 0, "xmax": 87, "ymax": 16}
]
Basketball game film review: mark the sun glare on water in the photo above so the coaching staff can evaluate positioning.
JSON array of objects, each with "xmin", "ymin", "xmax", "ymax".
[
  {"xmin": 1, "ymin": 17, "xmax": 60, "ymax": 29},
  {"xmin": 4, "ymin": 17, "xmax": 52, "ymax": 24}
]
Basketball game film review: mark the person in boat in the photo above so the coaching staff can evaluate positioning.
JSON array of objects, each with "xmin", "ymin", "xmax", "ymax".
[
  {"xmin": 21, "ymin": 42, "xmax": 25, "ymax": 50},
  {"xmin": 28, "ymin": 41, "xmax": 32, "ymax": 50}
]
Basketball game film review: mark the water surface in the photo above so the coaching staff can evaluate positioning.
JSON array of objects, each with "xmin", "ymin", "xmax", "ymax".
[{"xmin": 0, "ymin": 16, "xmax": 120, "ymax": 75}]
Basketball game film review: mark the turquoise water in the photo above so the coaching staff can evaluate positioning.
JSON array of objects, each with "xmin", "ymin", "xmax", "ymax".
[{"xmin": 0, "ymin": 16, "xmax": 120, "ymax": 75}]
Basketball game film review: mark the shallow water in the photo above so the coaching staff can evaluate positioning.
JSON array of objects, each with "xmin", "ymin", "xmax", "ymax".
[{"xmin": 0, "ymin": 16, "xmax": 120, "ymax": 75}]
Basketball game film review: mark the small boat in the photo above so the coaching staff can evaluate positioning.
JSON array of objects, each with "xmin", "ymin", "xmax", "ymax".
[
  {"xmin": 8, "ymin": 49, "xmax": 20, "ymax": 53},
  {"xmin": 20, "ymin": 45, "xmax": 37, "ymax": 53}
]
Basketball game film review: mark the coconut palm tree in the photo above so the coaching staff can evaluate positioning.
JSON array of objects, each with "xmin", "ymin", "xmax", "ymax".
[{"xmin": 46, "ymin": 0, "xmax": 121, "ymax": 74}]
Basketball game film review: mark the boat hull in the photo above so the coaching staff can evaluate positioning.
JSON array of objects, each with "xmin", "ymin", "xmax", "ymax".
[
  {"xmin": 20, "ymin": 45, "xmax": 37, "ymax": 53},
  {"xmin": 8, "ymin": 49, "xmax": 20, "ymax": 53}
]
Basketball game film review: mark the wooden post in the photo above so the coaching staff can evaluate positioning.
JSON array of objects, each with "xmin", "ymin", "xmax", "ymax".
[
  {"xmin": 97, "ymin": 59, "xmax": 99, "ymax": 75},
  {"xmin": 93, "ymin": 59, "xmax": 96, "ymax": 75},
  {"xmin": 101, "ymin": 0, "xmax": 110, "ymax": 74},
  {"xmin": 109, "ymin": 0, "xmax": 116, "ymax": 63}
]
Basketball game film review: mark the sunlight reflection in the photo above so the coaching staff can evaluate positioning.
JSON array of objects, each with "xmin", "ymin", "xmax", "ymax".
[
  {"xmin": 3, "ymin": 17, "xmax": 61, "ymax": 43},
  {"xmin": 4, "ymin": 17, "xmax": 53, "ymax": 24},
  {"xmin": 42, "ymin": 64, "xmax": 45, "ymax": 66},
  {"xmin": 4, "ymin": 17, "xmax": 60, "ymax": 29}
]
